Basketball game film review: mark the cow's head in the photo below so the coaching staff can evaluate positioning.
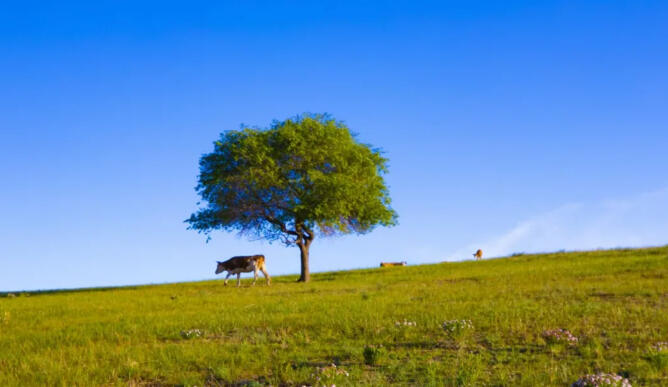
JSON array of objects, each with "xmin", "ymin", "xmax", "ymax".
[{"xmin": 215, "ymin": 261, "xmax": 226, "ymax": 274}]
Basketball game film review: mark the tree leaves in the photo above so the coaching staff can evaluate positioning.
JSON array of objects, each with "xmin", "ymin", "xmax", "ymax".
[{"xmin": 187, "ymin": 113, "xmax": 397, "ymax": 246}]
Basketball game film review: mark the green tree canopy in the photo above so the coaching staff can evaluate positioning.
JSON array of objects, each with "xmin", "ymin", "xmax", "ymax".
[{"xmin": 187, "ymin": 114, "xmax": 397, "ymax": 282}]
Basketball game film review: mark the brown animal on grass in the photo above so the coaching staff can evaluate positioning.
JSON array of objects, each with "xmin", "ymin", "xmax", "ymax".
[
  {"xmin": 380, "ymin": 261, "xmax": 407, "ymax": 267},
  {"xmin": 215, "ymin": 255, "xmax": 271, "ymax": 287},
  {"xmin": 473, "ymin": 249, "xmax": 483, "ymax": 260}
]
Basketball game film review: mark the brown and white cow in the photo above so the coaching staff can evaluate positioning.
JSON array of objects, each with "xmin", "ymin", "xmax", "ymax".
[
  {"xmin": 380, "ymin": 261, "xmax": 407, "ymax": 267},
  {"xmin": 215, "ymin": 255, "xmax": 271, "ymax": 287},
  {"xmin": 473, "ymin": 249, "xmax": 483, "ymax": 260}
]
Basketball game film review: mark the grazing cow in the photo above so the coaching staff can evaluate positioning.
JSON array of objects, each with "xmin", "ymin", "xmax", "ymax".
[
  {"xmin": 473, "ymin": 249, "xmax": 483, "ymax": 260},
  {"xmin": 215, "ymin": 255, "xmax": 271, "ymax": 287},
  {"xmin": 380, "ymin": 261, "xmax": 407, "ymax": 267}
]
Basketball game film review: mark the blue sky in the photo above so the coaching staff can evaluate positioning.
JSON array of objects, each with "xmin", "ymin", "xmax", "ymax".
[{"xmin": 1, "ymin": 1, "xmax": 667, "ymax": 291}]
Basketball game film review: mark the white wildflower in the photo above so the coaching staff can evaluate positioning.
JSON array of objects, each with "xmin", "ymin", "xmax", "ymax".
[
  {"xmin": 442, "ymin": 319, "xmax": 474, "ymax": 333},
  {"xmin": 311, "ymin": 363, "xmax": 349, "ymax": 385},
  {"xmin": 571, "ymin": 373, "xmax": 631, "ymax": 387},
  {"xmin": 180, "ymin": 329, "xmax": 203, "ymax": 339},
  {"xmin": 543, "ymin": 328, "xmax": 578, "ymax": 345},
  {"xmin": 651, "ymin": 341, "xmax": 668, "ymax": 352}
]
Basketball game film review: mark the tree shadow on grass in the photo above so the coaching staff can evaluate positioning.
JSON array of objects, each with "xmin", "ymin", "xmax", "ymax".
[
  {"xmin": 386, "ymin": 341, "xmax": 459, "ymax": 350},
  {"xmin": 388, "ymin": 341, "xmax": 545, "ymax": 355},
  {"xmin": 205, "ymin": 374, "xmax": 272, "ymax": 387},
  {"xmin": 436, "ymin": 277, "xmax": 482, "ymax": 285},
  {"xmin": 481, "ymin": 343, "xmax": 545, "ymax": 355}
]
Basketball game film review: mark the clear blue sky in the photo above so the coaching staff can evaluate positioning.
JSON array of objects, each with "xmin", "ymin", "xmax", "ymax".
[{"xmin": 1, "ymin": 1, "xmax": 667, "ymax": 291}]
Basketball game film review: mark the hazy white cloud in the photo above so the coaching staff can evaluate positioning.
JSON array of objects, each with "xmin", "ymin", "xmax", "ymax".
[{"xmin": 447, "ymin": 187, "xmax": 668, "ymax": 260}]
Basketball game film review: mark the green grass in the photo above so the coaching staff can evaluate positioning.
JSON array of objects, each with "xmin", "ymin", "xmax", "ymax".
[{"xmin": 1, "ymin": 247, "xmax": 667, "ymax": 386}]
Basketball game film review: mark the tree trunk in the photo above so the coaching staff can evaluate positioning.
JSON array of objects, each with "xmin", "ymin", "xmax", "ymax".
[{"xmin": 297, "ymin": 243, "xmax": 311, "ymax": 282}]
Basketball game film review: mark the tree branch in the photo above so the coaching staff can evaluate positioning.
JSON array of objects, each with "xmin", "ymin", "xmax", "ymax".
[
  {"xmin": 263, "ymin": 215, "xmax": 298, "ymax": 236},
  {"xmin": 303, "ymin": 225, "xmax": 315, "ymax": 243}
]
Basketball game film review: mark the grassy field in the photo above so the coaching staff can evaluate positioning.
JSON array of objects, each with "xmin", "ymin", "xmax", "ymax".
[{"xmin": 1, "ymin": 247, "xmax": 667, "ymax": 386}]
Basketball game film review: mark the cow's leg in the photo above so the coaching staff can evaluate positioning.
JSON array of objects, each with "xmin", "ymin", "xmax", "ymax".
[
  {"xmin": 236, "ymin": 273, "xmax": 241, "ymax": 287},
  {"xmin": 260, "ymin": 266, "xmax": 271, "ymax": 285},
  {"xmin": 252, "ymin": 267, "xmax": 258, "ymax": 286},
  {"xmin": 224, "ymin": 272, "xmax": 232, "ymax": 286}
]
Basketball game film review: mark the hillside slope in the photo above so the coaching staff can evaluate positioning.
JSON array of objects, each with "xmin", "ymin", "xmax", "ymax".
[{"xmin": 1, "ymin": 247, "xmax": 667, "ymax": 386}]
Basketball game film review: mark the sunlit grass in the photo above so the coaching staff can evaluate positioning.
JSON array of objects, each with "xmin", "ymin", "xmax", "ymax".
[{"xmin": 1, "ymin": 247, "xmax": 666, "ymax": 385}]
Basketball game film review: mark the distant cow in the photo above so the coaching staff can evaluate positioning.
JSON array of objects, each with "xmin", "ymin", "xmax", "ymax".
[
  {"xmin": 473, "ymin": 249, "xmax": 483, "ymax": 260},
  {"xmin": 380, "ymin": 261, "xmax": 407, "ymax": 267},
  {"xmin": 215, "ymin": 255, "xmax": 271, "ymax": 287}
]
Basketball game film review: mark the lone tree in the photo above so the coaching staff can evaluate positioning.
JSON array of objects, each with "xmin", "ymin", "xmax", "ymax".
[{"xmin": 187, "ymin": 114, "xmax": 397, "ymax": 282}]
